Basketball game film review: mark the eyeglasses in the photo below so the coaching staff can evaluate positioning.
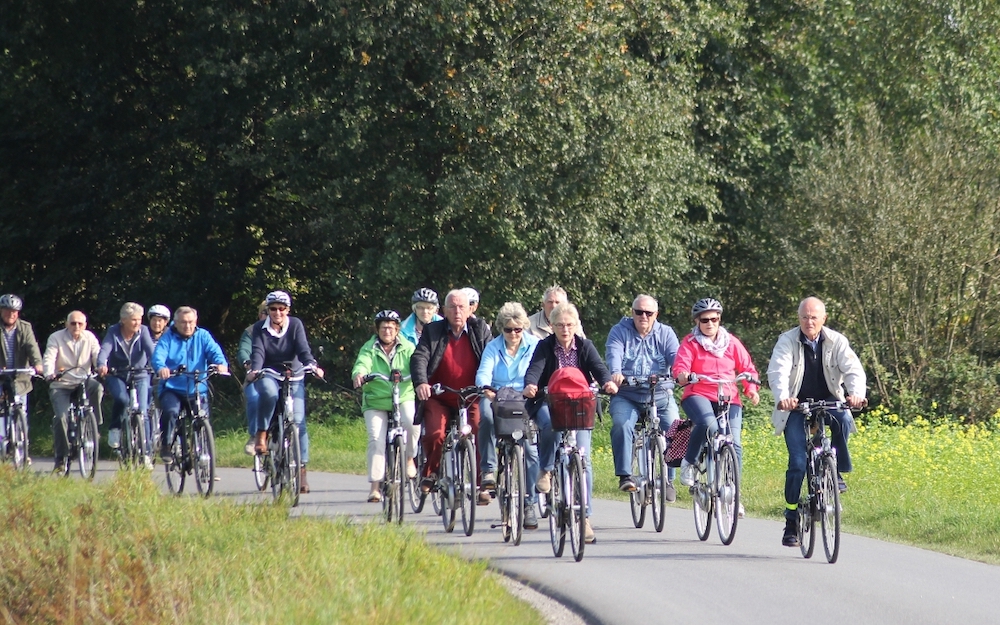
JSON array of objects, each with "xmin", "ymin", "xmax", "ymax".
[
  {"xmin": 633, "ymin": 309, "xmax": 656, "ymax": 317},
  {"xmin": 698, "ymin": 317, "xmax": 721, "ymax": 325},
  {"xmin": 268, "ymin": 306, "xmax": 288, "ymax": 312},
  {"xmin": 554, "ymin": 323, "xmax": 576, "ymax": 330},
  {"xmin": 502, "ymin": 327, "xmax": 523, "ymax": 334}
]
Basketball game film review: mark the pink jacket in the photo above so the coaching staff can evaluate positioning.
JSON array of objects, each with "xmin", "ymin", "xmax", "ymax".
[{"xmin": 672, "ymin": 332, "xmax": 759, "ymax": 405}]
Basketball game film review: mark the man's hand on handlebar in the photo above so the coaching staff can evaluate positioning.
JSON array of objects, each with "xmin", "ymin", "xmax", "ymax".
[
  {"xmin": 846, "ymin": 395, "xmax": 867, "ymax": 409},
  {"xmin": 778, "ymin": 397, "xmax": 799, "ymax": 411},
  {"xmin": 416, "ymin": 383, "xmax": 432, "ymax": 401}
]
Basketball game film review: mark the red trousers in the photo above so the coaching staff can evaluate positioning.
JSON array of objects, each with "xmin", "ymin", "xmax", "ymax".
[{"xmin": 421, "ymin": 396, "xmax": 480, "ymax": 479}]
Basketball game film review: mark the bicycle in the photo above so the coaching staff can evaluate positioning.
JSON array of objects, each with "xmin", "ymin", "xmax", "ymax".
[
  {"xmin": 408, "ymin": 423, "xmax": 431, "ymax": 513},
  {"xmin": 107, "ymin": 366, "xmax": 151, "ymax": 469},
  {"xmin": 489, "ymin": 388, "xmax": 531, "ymax": 545},
  {"xmin": 163, "ymin": 366, "xmax": 228, "ymax": 497},
  {"xmin": 622, "ymin": 375, "xmax": 669, "ymax": 533},
  {"xmin": 544, "ymin": 384, "xmax": 598, "ymax": 562},
  {"xmin": 253, "ymin": 363, "xmax": 319, "ymax": 507},
  {"xmin": 429, "ymin": 384, "xmax": 488, "ymax": 536},
  {"xmin": 53, "ymin": 367, "xmax": 100, "ymax": 480},
  {"xmin": 687, "ymin": 372, "xmax": 759, "ymax": 545},
  {"xmin": 361, "ymin": 369, "xmax": 412, "ymax": 523},
  {"xmin": 0, "ymin": 368, "xmax": 38, "ymax": 470},
  {"xmin": 793, "ymin": 399, "xmax": 859, "ymax": 564}
]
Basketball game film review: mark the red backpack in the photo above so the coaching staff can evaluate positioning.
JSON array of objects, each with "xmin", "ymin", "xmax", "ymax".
[{"xmin": 546, "ymin": 367, "xmax": 596, "ymax": 430}]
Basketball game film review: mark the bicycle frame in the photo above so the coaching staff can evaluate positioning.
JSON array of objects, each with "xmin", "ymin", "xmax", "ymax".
[
  {"xmin": 795, "ymin": 399, "xmax": 850, "ymax": 563},
  {"xmin": 0, "ymin": 369, "xmax": 36, "ymax": 470},
  {"xmin": 257, "ymin": 364, "xmax": 316, "ymax": 506},
  {"xmin": 164, "ymin": 366, "xmax": 226, "ymax": 498},
  {"xmin": 623, "ymin": 375, "xmax": 669, "ymax": 532},
  {"xmin": 108, "ymin": 366, "xmax": 152, "ymax": 467},
  {"xmin": 431, "ymin": 383, "xmax": 489, "ymax": 536},
  {"xmin": 362, "ymin": 369, "xmax": 412, "ymax": 522}
]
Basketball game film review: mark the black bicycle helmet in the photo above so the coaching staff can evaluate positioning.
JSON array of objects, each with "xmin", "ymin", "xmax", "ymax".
[
  {"xmin": 0, "ymin": 294, "xmax": 23, "ymax": 311},
  {"xmin": 411, "ymin": 288, "xmax": 439, "ymax": 305},
  {"xmin": 691, "ymin": 297, "xmax": 723, "ymax": 318},
  {"xmin": 374, "ymin": 310, "xmax": 401, "ymax": 325}
]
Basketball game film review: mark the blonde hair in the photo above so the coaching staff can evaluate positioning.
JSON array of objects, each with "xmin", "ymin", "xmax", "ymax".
[
  {"xmin": 494, "ymin": 302, "xmax": 529, "ymax": 333},
  {"xmin": 549, "ymin": 302, "xmax": 580, "ymax": 326}
]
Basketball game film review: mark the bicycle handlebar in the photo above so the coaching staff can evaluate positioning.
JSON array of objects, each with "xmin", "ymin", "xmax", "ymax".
[
  {"xmin": 620, "ymin": 374, "xmax": 674, "ymax": 387},
  {"xmin": 0, "ymin": 368, "xmax": 42, "ymax": 377},
  {"xmin": 362, "ymin": 370, "xmax": 411, "ymax": 385},
  {"xmin": 688, "ymin": 372, "xmax": 761, "ymax": 386},
  {"xmin": 168, "ymin": 364, "xmax": 231, "ymax": 378},
  {"xmin": 795, "ymin": 398, "xmax": 867, "ymax": 413},
  {"xmin": 431, "ymin": 383, "xmax": 495, "ymax": 401}
]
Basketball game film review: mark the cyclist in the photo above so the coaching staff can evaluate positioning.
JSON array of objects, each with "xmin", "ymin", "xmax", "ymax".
[
  {"xmin": 767, "ymin": 296, "xmax": 866, "ymax": 547},
  {"xmin": 238, "ymin": 300, "xmax": 268, "ymax": 455},
  {"xmin": 351, "ymin": 310, "xmax": 419, "ymax": 502},
  {"xmin": 605, "ymin": 294, "xmax": 680, "ymax": 497},
  {"xmin": 410, "ymin": 289, "xmax": 492, "ymax": 493},
  {"xmin": 147, "ymin": 304, "xmax": 171, "ymax": 345},
  {"xmin": 0, "ymin": 294, "xmax": 43, "ymax": 448},
  {"xmin": 43, "ymin": 311, "xmax": 102, "ymax": 472},
  {"xmin": 248, "ymin": 291, "xmax": 324, "ymax": 493},
  {"xmin": 152, "ymin": 306, "xmax": 229, "ymax": 463},
  {"xmin": 672, "ymin": 298, "xmax": 760, "ymax": 518},
  {"xmin": 400, "ymin": 288, "xmax": 442, "ymax": 346},
  {"xmin": 523, "ymin": 302, "xmax": 618, "ymax": 544},
  {"xmin": 475, "ymin": 302, "xmax": 540, "ymax": 525},
  {"xmin": 97, "ymin": 302, "xmax": 155, "ymax": 452},
  {"xmin": 527, "ymin": 285, "xmax": 586, "ymax": 340}
]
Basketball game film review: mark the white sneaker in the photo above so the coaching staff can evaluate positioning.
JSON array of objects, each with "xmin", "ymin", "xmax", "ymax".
[
  {"xmin": 738, "ymin": 503, "xmax": 745, "ymax": 519},
  {"xmin": 244, "ymin": 437, "xmax": 255, "ymax": 456},
  {"xmin": 108, "ymin": 428, "xmax": 121, "ymax": 449},
  {"xmin": 679, "ymin": 460, "xmax": 696, "ymax": 487}
]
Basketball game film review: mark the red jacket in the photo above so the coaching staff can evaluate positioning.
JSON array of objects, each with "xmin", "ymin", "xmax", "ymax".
[{"xmin": 672, "ymin": 332, "xmax": 759, "ymax": 405}]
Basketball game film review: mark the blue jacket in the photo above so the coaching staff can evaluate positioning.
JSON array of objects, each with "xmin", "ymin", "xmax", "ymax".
[
  {"xmin": 152, "ymin": 325, "xmax": 228, "ymax": 396},
  {"xmin": 98, "ymin": 323, "xmax": 155, "ymax": 379},
  {"xmin": 476, "ymin": 333, "xmax": 539, "ymax": 391},
  {"xmin": 604, "ymin": 316, "xmax": 678, "ymax": 403}
]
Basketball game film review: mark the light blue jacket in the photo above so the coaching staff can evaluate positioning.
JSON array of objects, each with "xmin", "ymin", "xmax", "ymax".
[
  {"xmin": 400, "ymin": 312, "xmax": 443, "ymax": 346},
  {"xmin": 475, "ymin": 333, "xmax": 539, "ymax": 391},
  {"xmin": 152, "ymin": 325, "xmax": 228, "ymax": 396},
  {"xmin": 604, "ymin": 316, "xmax": 678, "ymax": 403}
]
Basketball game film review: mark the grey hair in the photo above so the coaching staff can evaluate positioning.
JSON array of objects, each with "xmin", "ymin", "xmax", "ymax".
[
  {"xmin": 174, "ymin": 306, "xmax": 198, "ymax": 320},
  {"xmin": 444, "ymin": 289, "xmax": 470, "ymax": 308},
  {"xmin": 542, "ymin": 285, "xmax": 567, "ymax": 303},
  {"xmin": 494, "ymin": 302, "xmax": 530, "ymax": 333},
  {"xmin": 65, "ymin": 310, "xmax": 87, "ymax": 324},
  {"xmin": 632, "ymin": 294, "xmax": 658, "ymax": 311},
  {"xmin": 549, "ymin": 302, "xmax": 580, "ymax": 326},
  {"xmin": 120, "ymin": 302, "xmax": 144, "ymax": 320}
]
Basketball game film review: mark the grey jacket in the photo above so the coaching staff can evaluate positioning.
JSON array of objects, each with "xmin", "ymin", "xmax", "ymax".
[{"xmin": 0, "ymin": 319, "xmax": 42, "ymax": 395}]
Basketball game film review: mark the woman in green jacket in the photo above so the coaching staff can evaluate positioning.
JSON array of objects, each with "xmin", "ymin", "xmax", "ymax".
[{"xmin": 351, "ymin": 310, "xmax": 418, "ymax": 502}]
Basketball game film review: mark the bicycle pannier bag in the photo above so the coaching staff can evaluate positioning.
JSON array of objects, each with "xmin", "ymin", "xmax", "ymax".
[
  {"xmin": 546, "ymin": 367, "xmax": 596, "ymax": 431},
  {"xmin": 664, "ymin": 418, "xmax": 693, "ymax": 467},
  {"xmin": 492, "ymin": 387, "xmax": 528, "ymax": 437}
]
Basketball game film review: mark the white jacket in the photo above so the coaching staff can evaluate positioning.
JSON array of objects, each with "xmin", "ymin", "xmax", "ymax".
[{"xmin": 767, "ymin": 326, "xmax": 866, "ymax": 434}]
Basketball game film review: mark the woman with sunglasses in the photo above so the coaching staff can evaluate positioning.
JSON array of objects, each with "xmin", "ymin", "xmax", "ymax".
[{"xmin": 672, "ymin": 298, "xmax": 760, "ymax": 507}]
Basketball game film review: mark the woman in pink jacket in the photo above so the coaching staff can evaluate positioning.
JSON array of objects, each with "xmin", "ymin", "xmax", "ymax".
[{"xmin": 672, "ymin": 298, "xmax": 760, "ymax": 493}]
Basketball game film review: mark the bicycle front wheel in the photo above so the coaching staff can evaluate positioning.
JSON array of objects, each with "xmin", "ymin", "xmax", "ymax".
[
  {"xmin": 715, "ymin": 443, "xmax": 740, "ymax": 545},
  {"xmin": 78, "ymin": 409, "xmax": 99, "ymax": 481},
  {"xmin": 11, "ymin": 406, "xmax": 29, "ymax": 471},
  {"xmin": 441, "ymin": 448, "xmax": 456, "ymax": 533},
  {"xmin": 384, "ymin": 437, "xmax": 406, "ymax": 524},
  {"xmin": 629, "ymin": 437, "xmax": 646, "ymax": 528},
  {"xmin": 651, "ymin": 433, "xmax": 667, "ymax": 533},
  {"xmin": 409, "ymin": 440, "xmax": 426, "ymax": 513},
  {"xmin": 165, "ymin": 428, "xmax": 185, "ymax": 494},
  {"xmin": 192, "ymin": 419, "xmax": 216, "ymax": 498},
  {"xmin": 820, "ymin": 455, "xmax": 841, "ymax": 563},
  {"xmin": 510, "ymin": 444, "xmax": 525, "ymax": 546},
  {"xmin": 799, "ymin": 461, "xmax": 816, "ymax": 559},
  {"xmin": 253, "ymin": 449, "xmax": 269, "ymax": 491},
  {"xmin": 287, "ymin": 423, "xmax": 302, "ymax": 507},
  {"xmin": 133, "ymin": 411, "xmax": 148, "ymax": 467},
  {"xmin": 568, "ymin": 453, "xmax": 586, "ymax": 562},
  {"xmin": 459, "ymin": 438, "xmax": 477, "ymax": 536},
  {"xmin": 498, "ymin": 445, "xmax": 513, "ymax": 543},
  {"xmin": 548, "ymin": 463, "xmax": 565, "ymax": 558},
  {"xmin": 692, "ymin": 451, "xmax": 713, "ymax": 541}
]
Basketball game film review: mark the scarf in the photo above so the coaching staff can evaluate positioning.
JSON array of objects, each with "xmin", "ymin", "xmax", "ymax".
[{"xmin": 693, "ymin": 325, "xmax": 731, "ymax": 358}]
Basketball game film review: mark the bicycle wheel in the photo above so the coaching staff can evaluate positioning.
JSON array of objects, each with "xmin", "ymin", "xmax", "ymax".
[
  {"xmin": 147, "ymin": 407, "xmax": 161, "ymax": 465},
  {"xmin": 10, "ymin": 406, "xmax": 29, "ymax": 471},
  {"xmin": 409, "ymin": 441, "xmax": 426, "ymax": 513},
  {"xmin": 568, "ymin": 453, "xmax": 586, "ymax": 562},
  {"xmin": 192, "ymin": 419, "xmax": 216, "ymax": 498},
  {"xmin": 692, "ymin": 449, "xmax": 713, "ymax": 541},
  {"xmin": 117, "ymin": 416, "xmax": 131, "ymax": 469},
  {"xmin": 715, "ymin": 443, "xmax": 740, "ymax": 545},
  {"xmin": 629, "ymin": 438, "xmax": 646, "ymax": 528},
  {"xmin": 165, "ymin": 427, "xmax": 185, "ymax": 494},
  {"xmin": 459, "ymin": 438, "xmax": 477, "ymax": 536},
  {"xmin": 384, "ymin": 438, "xmax": 406, "ymax": 524},
  {"xmin": 510, "ymin": 444, "xmax": 526, "ymax": 546},
  {"xmin": 253, "ymin": 449, "xmax": 269, "ymax": 491},
  {"xmin": 133, "ymin": 411, "xmax": 147, "ymax": 467},
  {"xmin": 651, "ymin": 433, "xmax": 667, "ymax": 533},
  {"xmin": 441, "ymin": 448, "xmax": 457, "ymax": 533},
  {"xmin": 78, "ymin": 408, "xmax": 99, "ymax": 481},
  {"xmin": 287, "ymin": 423, "xmax": 302, "ymax": 507},
  {"xmin": 820, "ymin": 455, "xmax": 841, "ymax": 563},
  {"xmin": 548, "ymin": 462, "xmax": 565, "ymax": 558},
  {"xmin": 498, "ymin": 446, "xmax": 512, "ymax": 543},
  {"xmin": 798, "ymin": 467, "xmax": 816, "ymax": 559}
]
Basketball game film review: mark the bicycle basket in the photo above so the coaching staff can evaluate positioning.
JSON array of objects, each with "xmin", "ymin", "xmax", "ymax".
[
  {"xmin": 492, "ymin": 388, "xmax": 528, "ymax": 438},
  {"xmin": 547, "ymin": 393, "xmax": 596, "ymax": 431},
  {"xmin": 664, "ymin": 418, "xmax": 693, "ymax": 467}
]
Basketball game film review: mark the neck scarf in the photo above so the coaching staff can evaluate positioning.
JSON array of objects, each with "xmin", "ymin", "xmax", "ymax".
[{"xmin": 693, "ymin": 325, "xmax": 731, "ymax": 358}]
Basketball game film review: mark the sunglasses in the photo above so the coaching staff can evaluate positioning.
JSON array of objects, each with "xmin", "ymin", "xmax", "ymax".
[
  {"xmin": 633, "ymin": 309, "xmax": 656, "ymax": 317},
  {"xmin": 268, "ymin": 306, "xmax": 288, "ymax": 312},
  {"xmin": 698, "ymin": 317, "xmax": 721, "ymax": 324},
  {"xmin": 502, "ymin": 327, "xmax": 524, "ymax": 334}
]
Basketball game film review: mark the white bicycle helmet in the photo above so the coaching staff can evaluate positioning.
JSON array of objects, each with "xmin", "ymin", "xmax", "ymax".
[
  {"xmin": 691, "ymin": 297, "xmax": 723, "ymax": 318},
  {"xmin": 462, "ymin": 287, "xmax": 480, "ymax": 305},
  {"xmin": 265, "ymin": 290, "xmax": 292, "ymax": 307},
  {"xmin": 0, "ymin": 294, "xmax": 23, "ymax": 311},
  {"xmin": 148, "ymin": 304, "xmax": 171, "ymax": 320},
  {"xmin": 411, "ymin": 288, "xmax": 439, "ymax": 305}
]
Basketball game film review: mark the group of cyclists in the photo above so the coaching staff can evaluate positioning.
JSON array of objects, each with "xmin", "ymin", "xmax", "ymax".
[{"xmin": 1, "ymin": 282, "xmax": 867, "ymax": 548}]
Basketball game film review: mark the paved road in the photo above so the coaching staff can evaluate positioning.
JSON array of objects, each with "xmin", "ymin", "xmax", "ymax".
[{"xmin": 65, "ymin": 460, "xmax": 1000, "ymax": 625}]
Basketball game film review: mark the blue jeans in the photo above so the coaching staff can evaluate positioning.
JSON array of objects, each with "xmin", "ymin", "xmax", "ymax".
[
  {"xmin": 783, "ymin": 402, "xmax": 854, "ymax": 505},
  {"xmin": 104, "ymin": 375, "xmax": 150, "ymax": 430},
  {"xmin": 610, "ymin": 394, "xmax": 678, "ymax": 481},
  {"xmin": 244, "ymin": 381, "xmax": 259, "ymax": 435},
  {"xmin": 254, "ymin": 376, "xmax": 308, "ymax": 463},
  {"xmin": 158, "ymin": 390, "xmax": 208, "ymax": 448},
  {"xmin": 531, "ymin": 402, "xmax": 594, "ymax": 516},
  {"xmin": 681, "ymin": 395, "xmax": 743, "ymax": 467}
]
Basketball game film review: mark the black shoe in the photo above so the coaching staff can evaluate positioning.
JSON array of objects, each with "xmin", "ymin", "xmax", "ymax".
[
  {"xmin": 524, "ymin": 506, "xmax": 538, "ymax": 530},
  {"xmin": 782, "ymin": 518, "xmax": 800, "ymax": 547},
  {"xmin": 618, "ymin": 475, "xmax": 637, "ymax": 492},
  {"xmin": 420, "ymin": 475, "xmax": 436, "ymax": 494},
  {"xmin": 160, "ymin": 442, "xmax": 173, "ymax": 464},
  {"xmin": 837, "ymin": 473, "xmax": 848, "ymax": 493},
  {"xmin": 665, "ymin": 479, "xmax": 677, "ymax": 503}
]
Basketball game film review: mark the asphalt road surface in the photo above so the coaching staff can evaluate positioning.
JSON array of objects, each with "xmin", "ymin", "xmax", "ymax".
[{"xmin": 59, "ymin": 460, "xmax": 1000, "ymax": 625}]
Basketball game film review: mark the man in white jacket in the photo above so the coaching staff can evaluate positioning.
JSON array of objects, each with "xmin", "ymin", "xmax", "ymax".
[{"xmin": 767, "ymin": 297, "xmax": 866, "ymax": 547}]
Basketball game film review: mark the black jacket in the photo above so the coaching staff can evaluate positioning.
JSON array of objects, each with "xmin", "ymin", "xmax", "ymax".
[
  {"xmin": 410, "ymin": 317, "xmax": 493, "ymax": 387},
  {"xmin": 523, "ymin": 334, "xmax": 612, "ymax": 411}
]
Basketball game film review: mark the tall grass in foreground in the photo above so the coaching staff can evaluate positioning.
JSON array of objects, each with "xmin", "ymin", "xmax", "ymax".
[{"xmin": 0, "ymin": 468, "xmax": 543, "ymax": 624}]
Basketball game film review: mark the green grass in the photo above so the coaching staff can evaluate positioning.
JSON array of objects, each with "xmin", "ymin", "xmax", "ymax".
[{"xmin": 0, "ymin": 467, "xmax": 543, "ymax": 624}]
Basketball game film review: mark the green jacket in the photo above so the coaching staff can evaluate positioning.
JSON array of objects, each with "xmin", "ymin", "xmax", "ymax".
[
  {"xmin": 351, "ymin": 336, "xmax": 415, "ymax": 412},
  {"xmin": 1, "ymin": 319, "xmax": 42, "ymax": 396}
]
